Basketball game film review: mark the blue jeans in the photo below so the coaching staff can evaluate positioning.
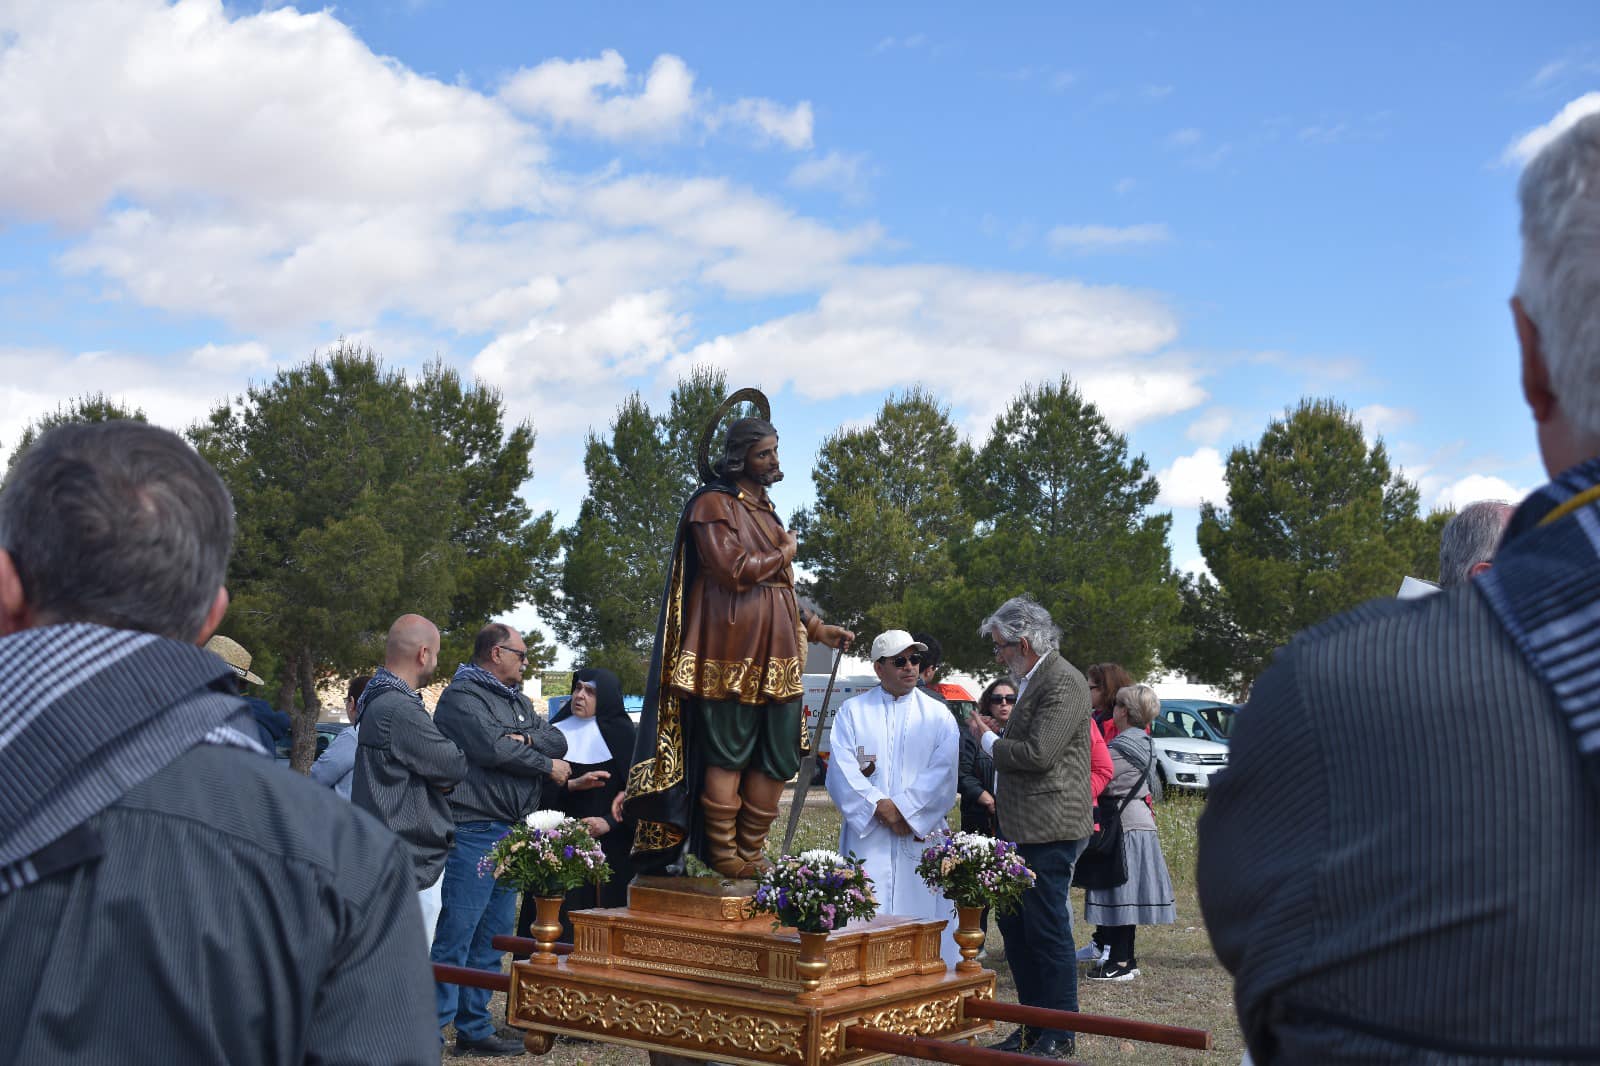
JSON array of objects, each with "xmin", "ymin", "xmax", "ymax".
[
  {"xmin": 995, "ymin": 837, "xmax": 1086, "ymax": 1041},
  {"xmin": 431, "ymin": 821, "xmax": 518, "ymax": 1040}
]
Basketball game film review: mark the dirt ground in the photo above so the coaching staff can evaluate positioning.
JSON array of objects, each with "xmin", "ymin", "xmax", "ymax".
[{"xmin": 441, "ymin": 791, "xmax": 1242, "ymax": 1065}]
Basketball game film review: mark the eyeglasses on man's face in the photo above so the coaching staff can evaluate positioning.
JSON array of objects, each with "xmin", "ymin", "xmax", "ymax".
[
  {"xmin": 496, "ymin": 644, "xmax": 528, "ymax": 663},
  {"xmin": 988, "ymin": 693, "xmax": 1018, "ymax": 705},
  {"xmin": 879, "ymin": 653, "xmax": 923, "ymax": 668},
  {"xmin": 992, "ymin": 640, "xmax": 1018, "ymax": 656}
]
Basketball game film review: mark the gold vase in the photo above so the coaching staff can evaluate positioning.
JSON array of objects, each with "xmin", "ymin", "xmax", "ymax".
[
  {"xmin": 529, "ymin": 894, "xmax": 564, "ymax": 966},
  {"xmin": 953, "ymin": 904, "xmax": 986, "ymax": 972},
  {"xmin": 794, "ymin": 929, "xmax": 831, "ymax": 1004}
]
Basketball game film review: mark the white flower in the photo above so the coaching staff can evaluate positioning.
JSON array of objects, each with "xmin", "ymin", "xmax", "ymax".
[
  {"xmin": 524, "ymin": 810, "xmax": 567, "ymax": 831},
  {"xmin": 798, "ymin": 849, "xmax": 846, "ymax": 865}
]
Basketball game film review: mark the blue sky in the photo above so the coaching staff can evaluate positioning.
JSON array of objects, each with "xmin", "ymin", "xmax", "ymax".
[{"xmin": 2, "ymin": 1, "xmax": 1597, "ymax": 659}]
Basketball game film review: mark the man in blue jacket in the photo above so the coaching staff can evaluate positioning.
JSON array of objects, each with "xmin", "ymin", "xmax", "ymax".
[{"xmin": 431, "ymin": 622, "xmax": 570, "ymax": 1057}]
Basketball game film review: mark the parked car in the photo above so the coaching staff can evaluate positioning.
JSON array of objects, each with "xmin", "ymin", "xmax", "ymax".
[
  {"xmin": 272, "ymin": 722, "xmax": 349, "ymax": 764},
  {"xmin": 1157, "ymin": 698, "xmax": 1238, "ymax": 745},
  {"xmin": 800, "ymin": 674, "xmax": 881, "ymax": 785},
  {"xmin": 1148, "ymin": 717, "xmax": 1228, "ymax": 790},
  {"xmin": 933, "ymin": 681, "xmax": 977, "ymax": 725}
]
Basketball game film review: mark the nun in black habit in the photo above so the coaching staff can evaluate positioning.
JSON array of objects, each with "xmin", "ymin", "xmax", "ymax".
[{"xmin": 518, "ymin": 667, "xmax": 637, "ymax": 945}]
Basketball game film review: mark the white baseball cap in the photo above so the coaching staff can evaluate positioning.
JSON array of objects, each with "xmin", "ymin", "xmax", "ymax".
[{"xmin": 870, "ymin": 630, "xmax": 928, "ymax": 662}]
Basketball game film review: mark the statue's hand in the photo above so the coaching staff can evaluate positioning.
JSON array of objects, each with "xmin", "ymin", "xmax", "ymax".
[{"xmin": 820, "ymin": 624, "xmax": 854, "ymax": 651}]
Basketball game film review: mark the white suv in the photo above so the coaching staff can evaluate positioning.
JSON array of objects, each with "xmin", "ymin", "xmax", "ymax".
[{"xmin": 1149, "ymin": 717, "xmax": 1229, "ymax": 790}]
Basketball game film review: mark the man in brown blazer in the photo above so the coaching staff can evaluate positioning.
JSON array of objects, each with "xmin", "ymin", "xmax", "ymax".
[{"xmin": 966, "ymin": 596, "xmax": 1094, "ymax": 1060}]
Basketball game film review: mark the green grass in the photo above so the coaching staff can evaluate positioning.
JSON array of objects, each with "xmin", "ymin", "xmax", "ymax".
[{"xmin": 455, "ymin": 789, "xmax": 1243, "ymax": 1064}]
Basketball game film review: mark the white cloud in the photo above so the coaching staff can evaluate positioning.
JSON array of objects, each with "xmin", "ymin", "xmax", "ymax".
[
  {"xmin": 0, "ymin": 344, "xmax": 248, "ymax": 465},
  {"xmin": 713, "ymin": 98, "xmax": 814, "ymax": 150},
  {"xmin": 1185, "ymin": 407, "xmax": 1233, "ymax": 444},
  {"xmin": 787, "ymin": 151, "xmax": 873, "ymax": 202},
  {"xmin": 1355, "ymin": 403, "xmax": 1415, "ymax": 441},
  {"xmin": 189, "ymin": 341, "xmax": 273, "ymax": 371},
  {"xmin": 1167, "ymin": 128, "xmax": 1203, "ymax": 147},
  {"xmin": 1431, "ymin": 473, "xmax": 1531, "ymax": 511},
  {"xmin": 502, "ymin": 50, "xmax": 812, "ymax": 149},
  {"xmin": 0, "ymin": 0, "xmax": 546, "ymax": 229},
  {"xmin": 500, "ymin": 51, "xmax": 696, "ymax": 141},
  {"xmin": 1048, "ymin": 223, "xmax": 1171, "ymax": 251},
  {"xmin": 1502, "ymin": 92, "xmax": 1600, "ymax": 165},
  {"xmin": 676, "ymin": 264, "xmax": 1196, "ymax": 430},
  {"xmin": 1156, "ymin": 447, "xmax": 1228, "ymax": 508}
]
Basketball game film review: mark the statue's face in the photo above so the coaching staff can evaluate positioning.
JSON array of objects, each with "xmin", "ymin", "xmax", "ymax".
[{"xmin": 742, "ymin": 434, "xmax": 783, "ymax": 486}]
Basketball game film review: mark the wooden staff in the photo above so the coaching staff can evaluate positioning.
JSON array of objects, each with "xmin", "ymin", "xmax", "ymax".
[{"xmin": 781, "ymin": 642, "xmax": 845, "ymax": 854}]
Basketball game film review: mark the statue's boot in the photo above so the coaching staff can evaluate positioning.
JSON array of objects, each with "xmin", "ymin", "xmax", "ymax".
[
  {"xmin": 734, "ymin": 800, "xmax": 779, "ymax": 876},
  {"xmin": 701, "ymin": 795, "xmax": 745, "ymax": 878}
]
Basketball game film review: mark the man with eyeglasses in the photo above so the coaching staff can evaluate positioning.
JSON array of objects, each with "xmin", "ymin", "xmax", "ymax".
[
  {"xmin": 825, "ymin": 630, "xmax": 962, "ymax": 966},
  {"xmin": 430, "ymin": 622, "xmax": 572, "ymax": 1057},
  {"xmin": 966, "ymin": 596, "xmax": 1093, "ymax": 1060}
]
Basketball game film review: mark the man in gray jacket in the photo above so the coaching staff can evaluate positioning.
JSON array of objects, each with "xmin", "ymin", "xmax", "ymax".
[
  {"xmin": 431, "ymin": 622, "xmax": 570, "ymax": 1057},
  {"xmin": 1198, "ymin": 113, "xmax": 1600, "ymax": 1063},
  {"xmin": 351, "ymin": 613, "xmax": 468, "ymax": 947},
  {"xmin": 0, "ymin": 421, "xmax": 439, "ymax": 1065}
]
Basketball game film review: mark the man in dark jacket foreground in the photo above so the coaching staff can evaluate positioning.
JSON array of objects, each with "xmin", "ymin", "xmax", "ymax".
[
  {"xmin": 1198, "ymin": 113, "xmax": 1600, "ymax": 1063},
  {"xmin": 0, "ymin": 421, "xmax": 438, "ymax": 1065},
  {"xmin": 431, "ymin": 622, "xmax": 570, "ymax": 1057}
]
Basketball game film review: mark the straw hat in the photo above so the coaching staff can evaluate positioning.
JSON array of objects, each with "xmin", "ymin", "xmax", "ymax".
[{"xmin": 205, "ymin": 635, "xmax": 264, "ymax": 686}]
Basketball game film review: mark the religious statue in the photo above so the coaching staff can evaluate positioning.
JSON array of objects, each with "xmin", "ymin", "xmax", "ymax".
[{"xmin": 621, "ymin": 389, "xmax": 853, "ymax": 878}]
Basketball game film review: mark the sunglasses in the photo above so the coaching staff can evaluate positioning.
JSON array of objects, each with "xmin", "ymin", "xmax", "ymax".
[
  {"xmin": 496, "ymin": 644, "xmax": 528, "ymax": 663},
  {"xmin": 880, "ymin": 653, "xmax": 924, "ymax": 668},
  {"xmin": 988, "ymin": 693, "xmax": 1018, "ymax": 705}
]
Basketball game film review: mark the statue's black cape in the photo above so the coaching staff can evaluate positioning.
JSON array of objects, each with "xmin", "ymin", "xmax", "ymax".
[{"xmin": 618, "ymin": 477, "xmax": 740, "ymax": 873}]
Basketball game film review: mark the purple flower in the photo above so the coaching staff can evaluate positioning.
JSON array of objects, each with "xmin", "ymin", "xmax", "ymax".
[{"xmin": 564, "ymin": 845, "xmax": 575, "ymax": 858}]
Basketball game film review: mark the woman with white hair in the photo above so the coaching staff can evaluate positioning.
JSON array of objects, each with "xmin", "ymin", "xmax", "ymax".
[{"xmin": 1084, "ymin": 684, "xmax": 1176, "ymax": 982}]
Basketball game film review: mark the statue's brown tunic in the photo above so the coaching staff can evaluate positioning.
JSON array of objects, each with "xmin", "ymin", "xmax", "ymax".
[{"xmin": 669, "ymin": 488, "xmax": 825, "ymax": 706}]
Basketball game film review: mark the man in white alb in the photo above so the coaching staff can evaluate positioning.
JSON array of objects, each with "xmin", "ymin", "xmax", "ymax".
[{"xmin": 825, "ymin": 630, "xmax": 960, "ymax": 965}]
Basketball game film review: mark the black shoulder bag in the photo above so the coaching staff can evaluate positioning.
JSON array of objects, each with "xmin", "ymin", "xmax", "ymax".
[{"xmin": 1071, "ymin": 744, "xmax": 1153, "ymax": 891}]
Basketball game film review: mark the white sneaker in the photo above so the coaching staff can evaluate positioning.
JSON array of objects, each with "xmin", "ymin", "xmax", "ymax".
[{"xmin": 1075, "ymin": 942, "xmax": 1109, "ymax": 964}]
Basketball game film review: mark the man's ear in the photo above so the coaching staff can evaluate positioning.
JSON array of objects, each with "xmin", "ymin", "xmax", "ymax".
[
  {"xmin": 0, "ymin": 550, "xmax": 31, "ymax": 636},
  {"xmin": 193, "ymin": 586, "xmax": 230, "ymax": 645},
  {"xmin": 1515, "ymin": 297, "xmax": 1556, "ymax": 423},
  {"xmin": 1469, "ymin": 560, "xmax": 1494, "ymax": 579}
]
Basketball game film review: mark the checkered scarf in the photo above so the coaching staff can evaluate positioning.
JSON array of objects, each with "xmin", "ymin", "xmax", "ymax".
[
  {"xmin": 0, "ymin": 623, "xmax": 262, "ymax": 895},
  {"xmin": 451, "ymin": 661, "xmax": 522, "ymax": 700},
  {"xmin": 356, "ymin": 666, "xmax": 422, "ymax": 716},
  {"xmin": 1479, "ymin": 455, "xmax": 1600, "ymax": 796}
]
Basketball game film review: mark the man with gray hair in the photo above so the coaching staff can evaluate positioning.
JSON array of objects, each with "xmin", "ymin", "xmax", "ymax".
[
  {"xmin": 0, "ymin": 422, "xmax": 438, "ymax": 1064},
  {"xmin": 1199, "ymin": 113, "xmax": 1600, "ymax": 1062},
  {"xmin": 1437, "ymin": 499, "xmax": 1515, "ymax": 587},
  {"xmin": 965, "ymin": 596, "xmax": 1093, "ymax": 1060}
]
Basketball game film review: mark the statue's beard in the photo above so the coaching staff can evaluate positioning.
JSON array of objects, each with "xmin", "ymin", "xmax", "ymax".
[{"xmin": 753, "ymin": 467, "xmax": 784, "ymax": 486}]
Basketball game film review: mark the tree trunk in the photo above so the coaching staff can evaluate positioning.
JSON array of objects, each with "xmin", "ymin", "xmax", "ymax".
[
  {"xmin": 290, "ymin": 648, "xmax": 320, "ymax": 774},
  {"xmin": 275, "ymin": 659, "xmax": 297, "ymax": 718}
]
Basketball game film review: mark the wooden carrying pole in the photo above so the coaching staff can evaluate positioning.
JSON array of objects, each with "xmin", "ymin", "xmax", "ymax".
[
  {"xmin": 432, "ymin": 964, "xmax": 510, "ymax": 994},
  {"xmin": 845, "ymin": 1026, "xmax": 1081, "ymax": 1066},
  {"xmin": 490, "ymin": 935, "xmax": 573, "ymax": 956},
  {"xmin": 962, "ymin": 997, "xmax": 1212, "ymax": 1050}
]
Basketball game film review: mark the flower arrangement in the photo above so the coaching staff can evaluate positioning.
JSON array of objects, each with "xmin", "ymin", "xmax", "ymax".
[
  {"xmin": 916, "ymin": 831, "xmax": 1036, "ymax": 914},
  {"xmin": 751, "ymin": 850, "xmax": 879, "ymax": 933},
  {"xmin": 479, "ymin": 810, "xmax": 611, "ymax": 898}
]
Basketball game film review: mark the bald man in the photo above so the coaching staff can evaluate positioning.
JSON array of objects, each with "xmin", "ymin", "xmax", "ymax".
[{"xmin": 352, "ymin": 614, "xmax": 468, "ymax": 945}]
